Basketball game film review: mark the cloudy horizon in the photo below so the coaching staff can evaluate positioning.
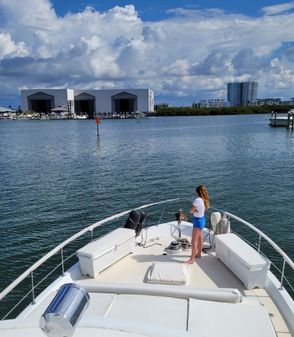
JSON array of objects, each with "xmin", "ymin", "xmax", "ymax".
[{"xmin": 1, "ymin": 0, "xmax": 294, "ymax": 108}]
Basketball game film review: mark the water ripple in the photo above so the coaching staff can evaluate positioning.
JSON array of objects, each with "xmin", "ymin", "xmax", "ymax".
[{"xmin": 0, "ymin": 115, "xmax": 293, "ymax": 295}]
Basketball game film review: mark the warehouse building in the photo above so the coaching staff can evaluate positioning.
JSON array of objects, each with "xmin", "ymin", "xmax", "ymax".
[{"xmin": 21, "ymin": 89, "xmax": 154, "ymax": 117}]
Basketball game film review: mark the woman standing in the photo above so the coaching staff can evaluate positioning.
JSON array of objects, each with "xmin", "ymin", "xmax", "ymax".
[{"xmin": 186, "ymin": 185, "xmax": 210, "ymax": 264}]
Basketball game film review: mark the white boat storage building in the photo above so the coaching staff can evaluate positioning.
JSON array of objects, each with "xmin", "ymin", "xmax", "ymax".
[{"xmin": 21, "ymin": 89, "xmax": 154, "ymax": 117}]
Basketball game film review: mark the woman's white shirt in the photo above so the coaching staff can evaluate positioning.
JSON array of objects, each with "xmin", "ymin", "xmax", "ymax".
[{"xmin": 193, "ymin": 197, "xmax": 205, "ymax": 217}]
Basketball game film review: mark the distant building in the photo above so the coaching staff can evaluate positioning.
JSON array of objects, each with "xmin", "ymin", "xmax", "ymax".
[
  {"xmin": 281, "ymin": 99, "xmax": 294, "ymax": 106},
  {"xmin": 192, "ymin": 99, "xmax": 231, "ymax": 108},
  {"xmin": 256, "ymin": 98, "xmax": 294, "ymax": 106},
  {"xmin": 227, "ymin": 81, "xmax": 258, "ymax": 106},
  {"xmin": 21, "ymin": 89, "xmax": 154, "ymax": 118},
  {"xmin": 256, "ymin": 98, "xmax": 282, "ymax": 106}
]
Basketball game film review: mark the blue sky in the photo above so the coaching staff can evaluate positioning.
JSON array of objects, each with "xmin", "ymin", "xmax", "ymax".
[
  {"xmin": 50, "ymin": 0, "xmax": 293, "ymax": 20},
  {"xmin": 1, "ymin": 0, "xmax": 294, "ymax": 108}
]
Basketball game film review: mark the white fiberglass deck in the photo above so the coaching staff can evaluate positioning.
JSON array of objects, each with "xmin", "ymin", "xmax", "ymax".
[{"xmin": 2, "ymin": 221, "xmax": 291, "ymax": 337}]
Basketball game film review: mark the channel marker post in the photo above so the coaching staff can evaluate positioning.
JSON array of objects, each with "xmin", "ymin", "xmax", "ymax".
[{"xmin": 96, "ymin": 117, "xmax": 101, "ymax": 138}]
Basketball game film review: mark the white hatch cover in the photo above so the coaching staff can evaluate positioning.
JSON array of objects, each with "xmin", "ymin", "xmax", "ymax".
[
  {"xmin": 77, "ymin": 228, "xmax": 135, "ymax": 260},
  {"xmin": 215, "ymin": 233, "xmax": 268, "ymax": 269}
]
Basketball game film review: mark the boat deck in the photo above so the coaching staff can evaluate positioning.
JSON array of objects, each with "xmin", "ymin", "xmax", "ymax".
[
  {"xmin": 0, "ymin": 221, "xmax": 292, "ymax": 337},
  {"xmin": 77, "ymin": 231, "xmax": 291, "ymax": 336}
]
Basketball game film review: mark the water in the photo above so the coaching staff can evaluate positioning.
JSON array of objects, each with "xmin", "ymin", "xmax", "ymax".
[{"xmin": 0, "ymin": 115, "xmax": 293, "ymax": 312}]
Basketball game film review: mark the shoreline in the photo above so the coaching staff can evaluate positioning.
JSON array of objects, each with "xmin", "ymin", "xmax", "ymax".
[{"xmin": 0, "ymin": 107, "xmax": 292, "ymax": 121}]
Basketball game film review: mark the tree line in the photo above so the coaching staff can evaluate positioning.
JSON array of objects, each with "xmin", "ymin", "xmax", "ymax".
[{"xmin": 154, "ymin": 105, "xmax": 293, "ymax": 116}]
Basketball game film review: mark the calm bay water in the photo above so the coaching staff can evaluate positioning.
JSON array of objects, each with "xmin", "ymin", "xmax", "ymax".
[{"xmin": 0, "ymin": 114, "xmax": 294, "ymax": 307}]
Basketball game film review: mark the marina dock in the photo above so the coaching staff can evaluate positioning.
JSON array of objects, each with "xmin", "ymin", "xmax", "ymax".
[{"xmin": 269, "ymin": 110, "xmax": 294, "ymax": 128}]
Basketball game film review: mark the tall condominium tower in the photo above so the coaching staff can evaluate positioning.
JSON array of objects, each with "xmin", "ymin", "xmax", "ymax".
[{"xmin": 227, "ymin": 81, "xmax": 258, "ymax": 106}]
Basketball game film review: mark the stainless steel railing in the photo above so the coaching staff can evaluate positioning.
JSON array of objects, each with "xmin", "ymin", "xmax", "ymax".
[
  {"xmin": 0, "ymin": 198, "xmax": 180, "ymax": 319},
  {"xmin": 0, "ymin": 199, "xmax": 293, "ymax": 319}
]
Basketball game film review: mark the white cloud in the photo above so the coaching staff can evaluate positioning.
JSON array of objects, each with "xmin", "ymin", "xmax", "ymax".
[
  {"xmin": 1, "ymin": 0, "xmax": 294, "ymax": 105},
  {"xmin": 0, "ymin": 33, "xmax": 28, "ymax": 59},
  {"xmin": 262, "ymin": 2, "xmax": 294, "ymax": 15}
]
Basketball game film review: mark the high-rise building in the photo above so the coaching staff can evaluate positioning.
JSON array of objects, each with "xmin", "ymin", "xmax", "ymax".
[{"xmin": 227, "ymin": 81, "xmax": 258, "ymax": 106}]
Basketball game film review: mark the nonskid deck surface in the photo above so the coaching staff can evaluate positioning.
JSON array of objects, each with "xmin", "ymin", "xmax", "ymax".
[
  {"xmin": 0, "ymin": 222, "xmax": 291, "ymax": 337},
  {"xmin": 76, "ymin": 222, "xmax": 291, "ymax": 336}
]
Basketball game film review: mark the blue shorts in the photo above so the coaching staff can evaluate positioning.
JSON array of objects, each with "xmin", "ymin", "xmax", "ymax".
[{"xmin": 193, "ymin": 216, "xmax": 206, "ymax": 229}]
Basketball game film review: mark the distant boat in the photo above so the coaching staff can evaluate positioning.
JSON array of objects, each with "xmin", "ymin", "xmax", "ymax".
[
  {"xmin": 134, "ymin": 111, "xmax": 146, "ymax": 119},
  {"xmin": 50, "ymin": 106, "xmax": 68, "ymax": 113},
  {"xmin": 0, "ymin": 106, "xmax": 16, "ymax": 119},
  {"xmin": 0, "ymin": 106, "xmax": 15, "ymax": 113},
  {"xmin": 75, "ymin": 115, "xmax": 88, "ymax": 120}
]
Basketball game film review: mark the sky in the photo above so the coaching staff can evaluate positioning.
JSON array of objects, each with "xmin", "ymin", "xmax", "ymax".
[{"xmin": 1, "ymin": 0, "xmax": 294, "ymax": 108}]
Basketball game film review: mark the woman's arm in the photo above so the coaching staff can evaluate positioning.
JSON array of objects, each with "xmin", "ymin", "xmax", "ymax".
[{"xmin": 190, "ymin": 205, "xmax": 197, "ymax": 214}]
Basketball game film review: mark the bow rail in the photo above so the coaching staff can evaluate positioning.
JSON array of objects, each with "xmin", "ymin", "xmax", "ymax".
[
  {"xmin": 0, "ymin": 199, "xmax": 293, "ymax": 319},
  {"xmin": 0, "ymin": 198, "xmax": 180, "ymax": 302}
]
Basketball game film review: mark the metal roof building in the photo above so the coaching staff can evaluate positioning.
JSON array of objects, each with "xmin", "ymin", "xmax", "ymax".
[{"xmin": 21, "ymin": 89, "xmax": 154, "ymax": 118}]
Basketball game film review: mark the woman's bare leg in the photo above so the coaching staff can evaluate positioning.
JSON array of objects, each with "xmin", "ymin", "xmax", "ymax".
[
  {"xmin": 186, "ymin": 228, "xmax": 197, "ymax": 264},
  {"xmin": 196, "ymin": 229, "xmax": 203, "ymax": 257}
]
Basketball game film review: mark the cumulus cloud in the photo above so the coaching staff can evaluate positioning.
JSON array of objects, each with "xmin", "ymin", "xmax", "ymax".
[
  {"xmin": 0, "ymin": 33, "xmax": 28, "ymax": 59},
  {"xmin": 231, "ymin": 49, "xmax": 267, "ymax": 76},
  {"xmin": 191, "ymin": 49, "xmax": 233, "ymax": 76},
  {"xmin": 1, "ymin": 0, "xmax": 294, "ymax": 106}
]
